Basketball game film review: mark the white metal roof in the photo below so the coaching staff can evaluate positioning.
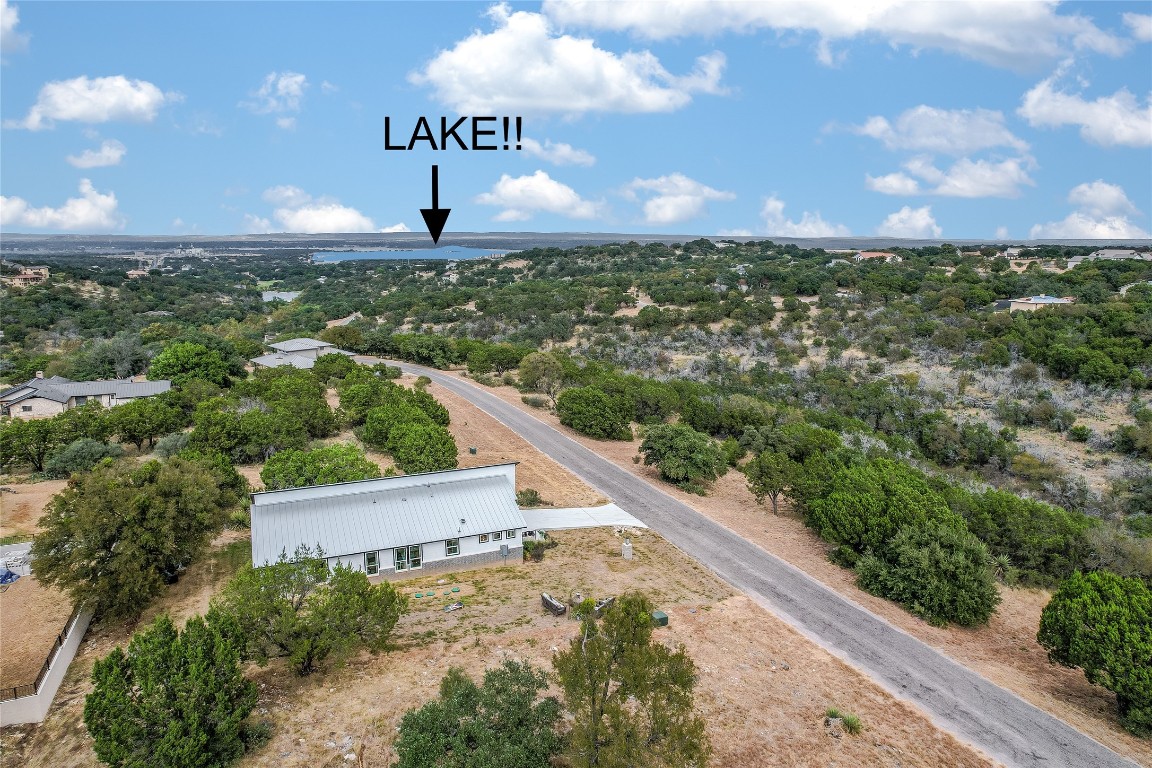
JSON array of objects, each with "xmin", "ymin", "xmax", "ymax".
[
  {"xmin": 269, "ymin": 337, "xmax": 333, "ymax": 352},
  {"xmin": 250, "ymin": 463, "xmax": 525, "ymax": 565},
  {"xmin": 251, "ymin": 352, "xmax": 315, "ymax": 369}
]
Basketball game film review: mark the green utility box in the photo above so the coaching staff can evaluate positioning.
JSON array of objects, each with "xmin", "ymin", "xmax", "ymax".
[{"xmin": 651, "ymin": 610, "xmax": 668, "ymax": 627}]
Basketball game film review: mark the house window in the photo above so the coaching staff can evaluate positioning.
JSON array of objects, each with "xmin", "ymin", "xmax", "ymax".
[
  {"xmin": 74, "ymin": 396, "xmax": 87, "ymax": 406},
  {"xmin": 506, "ymin": 530, "xmax": 517, "ymax": 539},
  {"xmin": 478, "ymin": 533, "xmax": 489, "ymax": 544},
  {"xmin": 21, "ymin": 405, "xmax": 32, "ymax": 412},
  {"xmin": 394, "ymin": 545, "xmax": 421, "ymax": 571},
  {"xmin": 523, "ymin": 530, "xmax": 535, "ymax": 539},
  {"xmin": 446, "ymin": 538, "xmax": 460, "ymax": 557},
  {"xmin": 365, "ymin": 551, "xmax": 379, "ymax": 576},
  {"xmin": 492, "ymin": 531, "xmax": 502, "ymax": 541}
]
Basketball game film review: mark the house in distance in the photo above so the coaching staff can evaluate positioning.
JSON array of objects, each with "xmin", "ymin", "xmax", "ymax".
[
  {"xmin": 250, "ymin": 337, "xmax": 353, "ymax": 370},
  {"xmin": 0, "ymin": 374, "xmax": 172, "ymax": 419},
  {"xmin": 250, "ymin": 463, "xmax": 527, "ymax": 576}
]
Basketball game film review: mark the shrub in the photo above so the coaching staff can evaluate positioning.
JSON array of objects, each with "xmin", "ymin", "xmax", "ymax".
[
  {"xmin": 557, "ymin": 386, "xmax": 632, "ymax": 440},
  {"xmin": 260, "ymin": 443, "xmax": 380, "ymax": 490},
  {"xmin": 43, "ymin": 438, "xmax": 124, "ymax": 479},
  {"xmin": 521, "ymin": 394, "xmax": 549, "ymax": 409},
  {"xmin": 516, "ymin": 488, "xmax": 547, "ymax": 507},
  {"xmin": 1068, "ymin": 425, "xmax": 1093, "ymax": 443},
  {"xmin": 825, "ymin": 708, "xmax": 863, "ymax": 735},
  {"xmin": 856, "ymin": 521, "xmax": 1001, "ymax": 627},
  {"xmin": 639, "ymin": 423, "xmax": 726, "ymax": 492},
  {"xmin": 390, "ymin": 423, "xmax": 458, "ymax": 474},
  {"xmin": 1038, "ymin": 571, "xmax": 1152, "ymax": 735},
  {"xmin": 152, "ymin": 431, "xmax": 190, "ymax": 458}
]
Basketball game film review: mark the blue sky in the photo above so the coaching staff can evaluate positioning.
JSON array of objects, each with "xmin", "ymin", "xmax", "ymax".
[{"xmin": 1, "ymin": 0, "xmax": 1150, "ymax": 240}]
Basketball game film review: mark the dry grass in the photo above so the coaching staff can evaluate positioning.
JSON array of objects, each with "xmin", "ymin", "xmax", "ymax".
[
  {"xmin": 0, "ymin": 575, "xmax": 75, "ymax": 690},
  {"xmin": 0, "ymin": 480, "xmax": 66, "ymax": 541}
]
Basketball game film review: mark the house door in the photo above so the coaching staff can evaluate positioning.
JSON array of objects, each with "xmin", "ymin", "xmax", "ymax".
[{"xmin": 394, "ymin": 544, "xmax": 422, "ymax": 572}]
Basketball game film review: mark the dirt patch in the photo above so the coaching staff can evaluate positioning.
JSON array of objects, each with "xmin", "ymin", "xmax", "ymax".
[
  {"xmin": 0, "ymin": 480, "xmax": 66, "ymax": 541},
  {"xmin": 438, "ymin": 372, "xmax": 1152, "ymax": 766},
  {"xmin": 0, "ymin": 575, "xmax": 76, "ymax": 691},
  {"xmin": 498, "ymin": 258, "xmax": 529, "ymax": 269}
]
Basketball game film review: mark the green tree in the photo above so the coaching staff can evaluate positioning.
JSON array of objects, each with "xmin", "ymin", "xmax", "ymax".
[
  {"xmin": 557, "ymin": 387, "xmax": 632, "ymax": 440},
  {"xmin": 639, "ymin": 423, "xmax": 726, "ymax": 492},
  {"xmin": 855, "ymin": 521, "xmax": 1001, "ymax": 627},
  {"xmin": 393, "ymin": 661, "xmax": 561, "ymax": 768},
  {"xmin": 31, "ymin": 458, "xmax": 230, "ymax": 618},
  {"xmin": 110, "ymin": 398, "xmax": 184, "ymax": 449},
  {"xmin": 260, "ymin": 443, "xmax": 380, "ymax": 490},
  {"xmin": 744, "ymin": 452, "xmax": 799, "ymax": 516},
  {"xmin": 362, "ymin": 399, "xmax": 433, "ymax": 449},
  {"xmin": 0, "ymin": 416, "xmax": 61, "ymax": 472},
  {"xmin": 55, "ymin": 402, "xmax": 114, "ymax": 444},
  {"xmin": 518, "ymin": 352, "xmax": 566, "ymax": 407},
  {"xmin": 212, "ymin": 547, "xmax": 408, "ymax": 676},
  {"xmin": 84, "ymin": 613, "xmax": 258, "ymax": 768},
  {"xmin": 552, "ymin": 593, "xmax": 710, "ymax": 768},
  {"xmin": 148, "ymin": 342, "xmax": 231, "ymax": 387},
  {"xmin": 390, "ymin": 422, "xmax": 459, "ymax": 474},
  {"xmin": 1038, "ymin": 571, "xmax": 1152, "ymax": 735}
]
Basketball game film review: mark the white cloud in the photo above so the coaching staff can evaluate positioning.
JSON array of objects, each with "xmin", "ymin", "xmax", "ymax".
[
  {"xmin": 623, "ymin": 173, "xmax": 734, "ymax": 225},
  {"xmin": 241, "ymin": 72, "xmax": 308, "ymax": 127},
  {"xmin": 7, "ymin": 75, "xmax": 174, "ymax": 130},
  {"xmin": 246, "ymin": 185, "xmax": 404, "ymax": 233},
  {"xmin": 1124, "ymin": 13, "xmax": 1152, "ymax": 42},
  {"xmin": 1019, "ymin": 69, "xmax": 1152, "ymax": 147},
  {"xmin": 1066, "ymin": 180, "xmax": 1139, "ymax": 218},
  {"xmin": 865, "ymin": 172, "xmax": 920, "ymax": 195},
  {"xmin": 66, "ymin": 139, "xmax": 127, "ymax": 168},
  {"xmin": 542, "ymin": 0, "xmax": 1124, "ymax": 70},
  {"xmin": 475, "ymin": 170, "xmax": 603, "ymax": 221},
  {"xmin": 1030, "ymin": 180, "xmax": 1150, "ymax": 238},
  {"xmin": 410, "ymin": 4, "xmax": 725, "ymax": 115},
  {"xmin": 995, "ymin": 226, "xmax": 1010, "ymax": 240},
  {"xmin": 321, "ymin": 80, "xmax": 339, "ymax": 94},
  {"xmin": 520, "ymin": 138, "xmax": 596, "ymax": 167},
  {"xmin": 876, "ymin": 205, "xmax": 942, "ymax": 238},
  {"xmin": 1, "ymin": 0, "xmax": 29, "ymax": 54},
  {"xmin": 852, "ymin": 106, "xmax": 1027, "ymax": 155},
  {"xmin": 902, "ymin": 156, "xmax": 1034, "ymax": 198},
  {"xmin": 1, "ymin": 179, "xmax": 125, "ymax": 231},
  {"xmin": 760, "ymin": 195, "xmax": 849, "ymax": 237}
]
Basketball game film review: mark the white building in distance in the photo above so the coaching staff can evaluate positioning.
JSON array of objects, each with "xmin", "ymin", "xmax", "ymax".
[
  {"xmin": 250, "ymin": 337, "xmax": 352, "ymax": 370},
  {"xmin": 0, "ymin": 375, "xmax": 172, "ymax": 419},
  {"xmin": 250, "ymin": 463, "xmax": 527, "ymax": 577},
  {"xmin": 1009, "ymin": 295, "xmax": 1076, "ymax": 312}
]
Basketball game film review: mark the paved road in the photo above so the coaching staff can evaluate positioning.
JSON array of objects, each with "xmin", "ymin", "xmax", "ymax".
[{"xmin": 398, "ymin": 362, "xmax": 1138, "ymax": 768}]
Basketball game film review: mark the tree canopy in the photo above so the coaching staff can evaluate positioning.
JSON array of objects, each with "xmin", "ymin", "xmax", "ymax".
[{"xmin": 260, "ymin": 443, "xmax": 379, "ymax": 490}]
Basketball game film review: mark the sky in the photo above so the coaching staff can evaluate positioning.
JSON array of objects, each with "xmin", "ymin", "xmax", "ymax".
[{"xmin": 0, "ymin": 0, "xmax": 1150, "ymax": 241}]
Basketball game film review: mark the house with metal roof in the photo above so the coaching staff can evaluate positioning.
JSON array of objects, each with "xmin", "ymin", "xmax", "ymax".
[
  {"xmin": 0, "ymin": 375, "xmax": 172, "ymax": 419},
  {"xmin": 1008, "ymin": 295, "xmax": 1076, "ymax": 312},
  {"xmin": 249, "ymin": 463, "xmax": 527, "ymax": 577},
  {"xmin": 251, "ymin": 337, "xmax": 353, "ymax": 370}
]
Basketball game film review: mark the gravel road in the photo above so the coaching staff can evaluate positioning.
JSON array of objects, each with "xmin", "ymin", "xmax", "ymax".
[{"xmin": 398, "ymin": 362, "xmax": 1139, "ymax": 768}]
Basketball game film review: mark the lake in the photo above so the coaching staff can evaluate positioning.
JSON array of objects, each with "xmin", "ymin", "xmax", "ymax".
[{"xmin": 311, "ymin": 245, "xmax": 506, "ymax": 263}]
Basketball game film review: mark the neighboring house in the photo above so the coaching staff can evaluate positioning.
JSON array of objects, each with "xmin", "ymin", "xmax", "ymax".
[
  {"xmin": 1008, "ymin": 295, "xmax": 1076, "ymax": 312},
  {"xmin": 853, "ymin": 251, "xmax": 902, "ymax": 263},
  {"xmin": 250, "ymin": 337, "xmax": 353, "ymax": 370},
  {"xmin": 126, "ymin": 269, "xmax": 149, "ymax": 279},
  {"xmin": 0, "ymin": 375, "xmax": 172, "ymax": 419},
  {"xmin": 250, "ymin": 463, "xmax": 527, "ymax": 576},
  {"xmin": 1068, "ymin": 249, "xmax": 1150, "ymax": 266},
  {"xmin": 261, "ymin": 290, "xmax": 301, "ymax": 303},
  {"xmin": 4, "ymin": 266, "xmax": 49, "ymax": 288}
]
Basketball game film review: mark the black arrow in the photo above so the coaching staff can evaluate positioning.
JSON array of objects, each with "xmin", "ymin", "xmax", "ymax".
[{"xmin": 419, "ymin": 164, "xmax": 450, "ymax": 245}]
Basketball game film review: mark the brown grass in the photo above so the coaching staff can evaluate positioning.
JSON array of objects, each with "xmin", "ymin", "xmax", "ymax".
[
  {"xmin": 0, "ymin": 480, "xmax": 66, "ymax": 541},
  {"xmin": 0, "ymin": 575, "xmax": 75, "ymax": 690}
]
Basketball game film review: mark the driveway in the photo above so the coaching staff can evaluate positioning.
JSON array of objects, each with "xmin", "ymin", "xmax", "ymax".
[{"xmin": 396, "ymin": 361, "xmax": 1137, "ymax": 768}]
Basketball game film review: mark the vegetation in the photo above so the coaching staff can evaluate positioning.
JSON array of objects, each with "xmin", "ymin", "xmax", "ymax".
[
  {"xmin": 824, "ymin": 707, "xmax": 863, "ymax": 736},
  {"xmin": 32, "ymin": 457, "xmax": 234, "ymax": 619},
  {"xmin": 260, "ymin": 443, "xmax": 379, "ymax": 490},
  {"xmin": 639, "ymin": 423, "xmax": 727, "ymax": 492},
  {"xmin": 211, "ymin": 545, "xmax": 408, "ymax": 675},
  {"xmin": 84, "ymin": 613, "xmax": 258, "ymax": 768},
  {"xmin": 393, "ymin": 661, "xmax": 561, "ymax": 768},
  {"xmin": 557, "ymin": 386, "xmax": 632, "ymax": 440},
  {"xmin": 1038, "ymin": 571, "xmax": 1152, "ymax": 735},
  {"xmin": 43, "ymin": 438, "xmax": 124, "ymax": 478},
  {"xmin": 553, "ymin": 593, "xmax": 710, "ymax": 768}
]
